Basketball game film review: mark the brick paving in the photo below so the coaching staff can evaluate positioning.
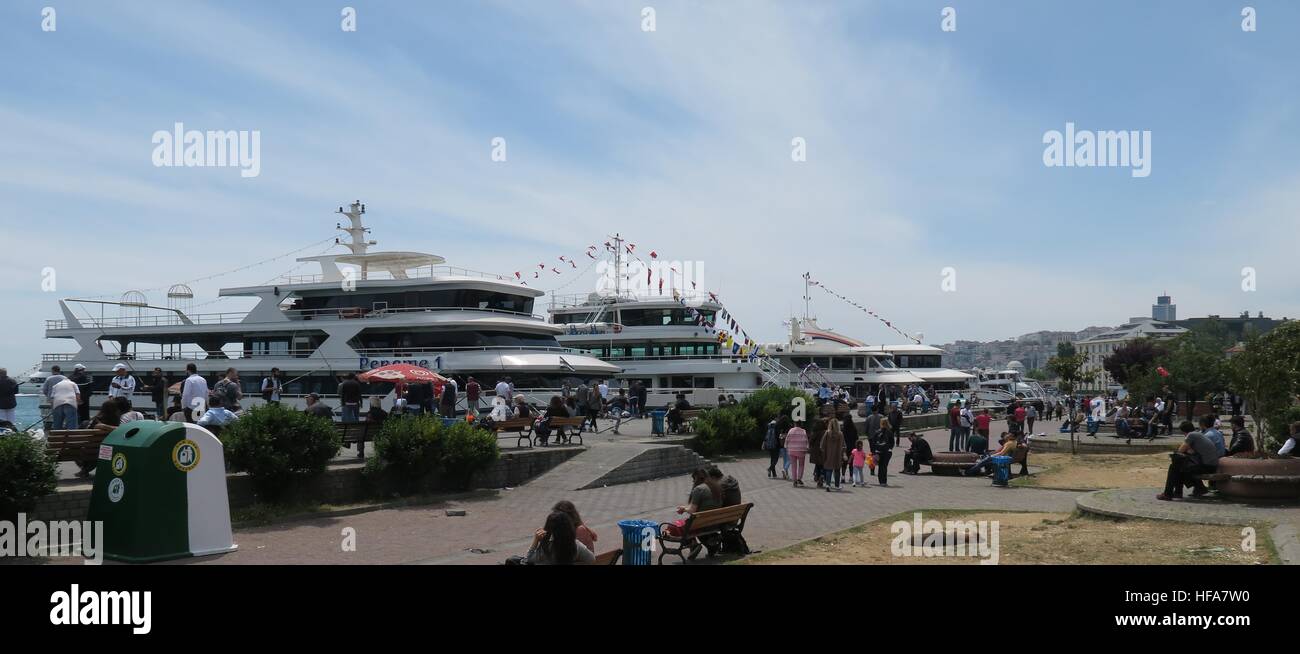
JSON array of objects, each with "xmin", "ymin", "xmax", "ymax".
[{"xmin": 183, "ymin": 423, "xmax": 1080, "ymax": 565}]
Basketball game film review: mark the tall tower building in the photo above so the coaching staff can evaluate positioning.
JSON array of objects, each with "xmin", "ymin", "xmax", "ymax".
[{"xmin": 1152, "ymin": 293, "xmax": 1176, "ymax": 321}]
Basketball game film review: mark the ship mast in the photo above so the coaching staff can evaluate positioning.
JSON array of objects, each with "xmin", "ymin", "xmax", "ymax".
[
  {"xmin": 336, "ymin": 200, "xmax": 371, "ymax": 255},
  {"xmin": 609, "ymin": 232, "xmax": 625, "ymax": 297}
]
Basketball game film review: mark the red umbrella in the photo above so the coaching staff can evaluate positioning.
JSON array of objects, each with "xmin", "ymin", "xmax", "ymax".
[{"xmin": 358, "ymin": 364, "xmax": 448, "ymax": 384}]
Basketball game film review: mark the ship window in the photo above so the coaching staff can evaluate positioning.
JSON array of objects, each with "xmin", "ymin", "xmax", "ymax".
[
  {"xmin": 813, "ymin": 357, "xmax": 831, "ymax": 369},
  {"xmin": 831, "ymin": 357, "xmax": 852, "ymax": 370},
  {"xmin": 790, "ymin": 356, "xmax": 811, "ymax": 368}
]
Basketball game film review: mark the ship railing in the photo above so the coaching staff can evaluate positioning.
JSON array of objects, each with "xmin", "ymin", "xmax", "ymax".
[
  {"xmin": 593, "ymin": 353, "xmax": 765, "ymax": 363},
  {"xmin": 283, "ymin": 305, "xmax": 545, "ymax": 321},
  {"xmin": 278, "ymin": 265, "xmax": 515, "ymax": 285},
  {"xmin": 42, "ymin": 345, "xmax": 584, "ymax": 364},
  {"xmin": 45, "ymin": 311, "xmax": 249, "ymax": 330},
  {"xmin": 548, "ymin": 291, "xmax": 713, "ymax": 309}
]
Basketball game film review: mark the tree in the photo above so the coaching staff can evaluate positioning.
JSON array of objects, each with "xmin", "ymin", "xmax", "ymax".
[
  {"xmin": 1162, "ymin": 326, "xmax": 1231, "ymax": 419},
  {"xmin": 1228, "ymin": 321, "xmax": 1300, "ymax": 449},
  {"xmin": 1047, "ymin": 341, "xmax": 1093, "ymax": 396},
  {"xmin": 1103, "ymin": 339, "xmax": 1164, "ymax": 386}
]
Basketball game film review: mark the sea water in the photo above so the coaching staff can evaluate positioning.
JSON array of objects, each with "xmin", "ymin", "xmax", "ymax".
[{"xmin": 11, "ymin": 395, "xmax": 44, "ymax": 430}]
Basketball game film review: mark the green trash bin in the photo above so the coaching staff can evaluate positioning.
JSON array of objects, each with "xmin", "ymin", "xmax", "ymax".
[{"xmin": 87, "ymin": 421, "xmax": 238, "ymax": 563}]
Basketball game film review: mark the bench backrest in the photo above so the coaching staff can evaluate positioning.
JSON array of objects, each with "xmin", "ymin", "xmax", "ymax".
[
  {"xmin": 495, "ymin": 417, "xmax": 533, "ymax": 431},
  {"xmin": 45, "ymin": 429, "xmax": 109, "ymax": 461},
  {"xmin": 680, "ymin": 409, "xmax": 703, "ymax": 418},
  {"xmin": 550, "ymin": 416, "xmax": 585, "ymax": 426},
  {"xmin": 593, "ymin": 549, "xmax": 623, "ymax": 565},
  {"xmin": 685, "ymin": 503, "xmax": 753, "ymax": 533}
]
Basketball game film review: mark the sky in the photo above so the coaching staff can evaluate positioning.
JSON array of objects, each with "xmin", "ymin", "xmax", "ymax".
[{"xmin": 2, "ymin": 0, "xmax": 1299, "ymax": 370}]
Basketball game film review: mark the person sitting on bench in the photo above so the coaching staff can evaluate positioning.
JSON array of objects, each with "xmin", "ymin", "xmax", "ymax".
[
  {"xmin": 662, "ymin": 468, "xmax": 721, "ymax": 559},
  {"xmin": 1226, "ymin": 415, "xmax": 1255, "ymax": 456},
  {"xmin": 533, "ymin": 395, "xmax": 569, "ymax": 446},
  {"xmin": 1157, "ymin": 420, "xmax": 1220, "ymax": 501},
  {"xmin": 964, "ymin": 432, "xmax": 1016, "ymax": 477},
  {"xmin": 966, "ymin": 429, "xmax": 988, "ymax": 456},
  {"xmin": 1278, "ymin": 421, "xmax": 1298, "ymax": 457},
  {"xmin": 902, "ymin": 432, "xmax": 934, "ymax": 474}
]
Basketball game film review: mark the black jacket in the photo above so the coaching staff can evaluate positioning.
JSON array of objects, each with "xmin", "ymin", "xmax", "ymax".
[{"xmin": 0, "ymin": 376, "xmax": 18, "ymax": 410}]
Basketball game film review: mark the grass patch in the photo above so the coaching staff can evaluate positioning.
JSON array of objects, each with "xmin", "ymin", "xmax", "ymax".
[{"xmin": 741, "ymin": 509, "xmax": 1275, "ymax": 565}]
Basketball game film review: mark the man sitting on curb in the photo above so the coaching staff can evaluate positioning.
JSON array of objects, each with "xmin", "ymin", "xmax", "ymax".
[
  {"xmin": 1156, "ymin": 420, "xmax": 1220, "ymax": 501},
  {"xmin": 963, "ymin": 432, "xmax": 1017, "ymax": 477},
  {"xmin": 901, "ymin": 432, "xmax": 934, "ymax": 474}
]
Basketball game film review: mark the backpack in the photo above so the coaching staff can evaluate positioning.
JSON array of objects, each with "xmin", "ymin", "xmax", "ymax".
[{"xmin": 762, "ymin": 422, "xmax": 778, "ymax": 450}]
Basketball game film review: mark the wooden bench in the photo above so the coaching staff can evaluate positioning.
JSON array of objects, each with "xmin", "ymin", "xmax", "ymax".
[
  {"xmin": 656, "ymin": 502, "xmax": 753, "ymax": 564},
  {"xmin": 45, "ymin": 429, "xmax": 109, "ymax": 464},
  {"xmin": 592, "ymin": 548, "xmax": 623, "ymax": 565},
  {"xmin": 536, "ymin": 416, "xmax": 586, "ymax": 446},
  {"xmin": 493, "ymin": 417, "xmax": 535, "ymax": 448},
  {"xmin": 334, "ymin": 421, "xmax": 379, "ymax": 446}
]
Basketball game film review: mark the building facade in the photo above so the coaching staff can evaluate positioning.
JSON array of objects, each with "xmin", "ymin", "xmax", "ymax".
[{"xmin": 1075, "ymin": 317, "xmax": 1187, "ymax": 391}]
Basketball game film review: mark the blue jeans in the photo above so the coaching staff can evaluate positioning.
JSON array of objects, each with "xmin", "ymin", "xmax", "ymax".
[
  {"xmin": 852, "ymin": 466, "xmax": 864, "ymax": 485},
  {"xmin": 52, "ymin": 404, "xmax": 79, "ymax": 430},
  {"xmin": 341, "ymin": 404, "xmax": 360, "ymax": 423},
  {"xmin": 781, "ymin": 448, "xmax": 790, "ymax": 471}
]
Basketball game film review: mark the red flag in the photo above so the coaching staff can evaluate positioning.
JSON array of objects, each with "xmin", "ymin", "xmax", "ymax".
[
  {"xmin": 649, "ymin": 251, "xmax": 658, "ymax": 259},
  {"xmin": 514, "ymin": 272, "xmax": 521, "ymax": 279}
]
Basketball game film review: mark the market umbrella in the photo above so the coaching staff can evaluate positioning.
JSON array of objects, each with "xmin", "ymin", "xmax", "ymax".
[{"xmin": 357, "ymin": 363, "xmax": 448, "ymax": 384}]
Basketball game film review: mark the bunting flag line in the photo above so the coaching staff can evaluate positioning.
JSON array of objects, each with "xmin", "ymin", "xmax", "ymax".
[{"xmin": 804, "ymin": 274, "xmax": 922, "ymax": 345}]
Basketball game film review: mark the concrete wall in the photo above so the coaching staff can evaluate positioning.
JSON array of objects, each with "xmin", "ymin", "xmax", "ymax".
[{"xmin": 29, "ymin": 446, "xmax": 582, "ymax": 522}]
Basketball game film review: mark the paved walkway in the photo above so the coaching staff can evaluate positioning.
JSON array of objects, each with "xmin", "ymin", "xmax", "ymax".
[
  {"xmin": 180, "ymin": 421, "xmax": 1081, "ymax": 565},
  {"xmin": 1076, "ymin": 487, "xmax": 1300, "ymax": 564}
]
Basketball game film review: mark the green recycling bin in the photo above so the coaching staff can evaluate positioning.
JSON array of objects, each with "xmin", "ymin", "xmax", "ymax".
[{"xmin": 87, "ymin": 421, "xmax": 238, "ymax": 563}]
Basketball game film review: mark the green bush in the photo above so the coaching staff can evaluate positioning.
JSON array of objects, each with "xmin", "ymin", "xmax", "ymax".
[
  {"xmin": 691, "ymin": 405, "xmax": 759, "ymax": 456},
  {"xmin": 366, "ymin": 414, "xmax": 445, "ymax": 491},
  {"xmin": 0, "ymin": 432, "xmax": 59, "ymax": 521},
  {"xmin": 740, "ymin": 386, "xmax": 817, "ymax": 428},
  {"xmin": 221, "ymin": 403, "xmax": 341, "ymax": 500},
  {"xmin": 440, "ymin": 421, "xmax": 499, "ymax": 489}
]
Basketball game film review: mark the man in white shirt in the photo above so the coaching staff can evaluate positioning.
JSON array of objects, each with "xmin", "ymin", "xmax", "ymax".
[
  {"xmin": 107, "ymin": 363, "xmax": 137, "ymax": 399},
  {"xmin": 49, "ymin": 377, "xmax": 81, "ymax": 430},
  {"xmin": 494, "ymin": 378, "xmax": 511, "ymax": 403},
  {"xmin": 598, "ymin": 380, "xmax": 610, "ymax": 401},
  {"xmin": 180, "ymin": 363, "xmax": 210, "ymax": 422}
]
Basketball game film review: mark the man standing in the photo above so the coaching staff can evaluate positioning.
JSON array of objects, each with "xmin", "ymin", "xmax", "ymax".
[
  {"xmin": 144, "ymin": 367, "xmax": 169, "ymax": 418},
  {"xmin": 180, "ymin": 364, "xmax": 209, "ymax": 422},
  {"xmin": 494, "ymin": 377, "xmax": 512, "ymax": 404},
  {"xmin": 948, "ymin": 401, "xmax": 963, "ymax": 451},
  {"xmin": 41, "ymin": 365, "xmax": 68, "ymax": 401},
  {"xmin": 864, "ymin": 405, "xmax": 883, "ymax": 453},
  {"xmin": 338, "ymin": 373, "xmax": 363, "ymax": 423},
  {"xmin": 586, "ymin": 382, "xmax": 603, "ymax": 432},
  {"xmin": 261, "ymin": 368, "xmax": 283, "ymax": 404},
  {"xmin": 107, "ymin": 363, "xmax": 136, "ymax": 401},
  {"xmin": 636, "ymin": 381, "xmax": 648, "ymax": 420},
  {"xmin": 1157, "ymin": 421, "xmax": 1221, "ymax": 501},
  {"xmin": 974, "ymin": 408, "xmax": 992, "ymax": 441},
  {"xmin": 466, "ymin": 376, "xmax": 481, "ymax": 412},
  {"xmin": 888, "ymin": 403, "xmax": 904, "ymax": 447},
  {"xmin": 598, "ymin": 379, "xmax": 610, "ymax": 404},
  {"xmin": 213, "ymin": 368, "xmax": 242, "ymax": 412},
  {"xmin": 70, "ymin": 364, "xmax": 93, "ymax": 424},
  {"xmin": 48, "ymin": 375, "xmax": 81, "ymax": 431},
  {"xmin": 0, "ymin": 368, "xmax": 19, "ymax": 426},
  {"xmin": 1025, "ymin": 402, "xmax": 1038, "ymax": 436}
]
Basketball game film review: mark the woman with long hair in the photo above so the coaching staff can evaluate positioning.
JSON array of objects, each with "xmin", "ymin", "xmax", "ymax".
[
  {"xmin": 553, "ymin": 500, "xmax": 597, "ymax": 552},
  {"xmin": 525, "ymin": 510, "xmax": 594, "ymax": 565},
  {"xmin": 821, "ymin": 417, "xmax": 845, "ymax": 491}
]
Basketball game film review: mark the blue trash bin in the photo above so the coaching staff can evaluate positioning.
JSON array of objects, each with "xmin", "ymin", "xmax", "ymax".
[
  {"xmin": 618, "ymin": 519, "xmax": 659, "ymax": 565},
  {"xmin": 991, "ymin": 455, "xmax": 1012, "ymax": 486},
  {"xmin": 650, "ymin": 410, "xmax": 667, "ymax": 436}
]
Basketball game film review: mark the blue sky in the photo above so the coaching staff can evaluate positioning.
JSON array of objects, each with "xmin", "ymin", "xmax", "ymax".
[{"xmin": 2, "ymin": 0, "xmax": 1299, "ymax": 369}]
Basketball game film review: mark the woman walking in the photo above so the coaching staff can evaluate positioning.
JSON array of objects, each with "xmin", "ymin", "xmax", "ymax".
[
  {"xmin": 808, "ymin": 415, "xmax": 826, "ymax": 487},
  {"xmin": 784, "ymin": 420, "xmax": 809, "ymax": 487},
  {"xmin": 821, "ymin": 417, "xmax": 845, "ymax": 491},
  {"xmin": 764, "ymin": 418, "xmax": 781, "ymax": 478},
  {"xmin": 873, "ymin": 412, "xmax": 894, "ymax": 486},
  {"xmin": 840, "ymin": 414, "xmax": 858, "ymax": 482}
]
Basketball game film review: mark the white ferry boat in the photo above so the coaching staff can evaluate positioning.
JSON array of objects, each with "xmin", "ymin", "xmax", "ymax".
[{"xmin": 38, "ymin": 202, "xmax": 620, "ymax": 414}]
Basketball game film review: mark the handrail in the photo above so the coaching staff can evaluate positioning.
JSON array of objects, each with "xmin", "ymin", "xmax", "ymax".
[
  {"xmin": 42, "ymin": 344, "xmax": 583, "ymax": 363},
  {"xmin": 278, "ymin": 264, "xmax": 514, "ymax": 285},
  {"xmin": 46, "ymin": 305, "xmax": 551, "ymax": 331}
]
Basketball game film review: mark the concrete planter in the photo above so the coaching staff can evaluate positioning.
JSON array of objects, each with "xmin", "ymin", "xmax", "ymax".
[{"xmin": 1216, "ymin": 456, "xmax": 1300, "ymax": 500}]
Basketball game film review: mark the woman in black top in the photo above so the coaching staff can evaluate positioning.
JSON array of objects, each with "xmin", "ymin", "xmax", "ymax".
[{"xmin": 840, "ymin": 415, "xmax": 858, "ymax": 481}]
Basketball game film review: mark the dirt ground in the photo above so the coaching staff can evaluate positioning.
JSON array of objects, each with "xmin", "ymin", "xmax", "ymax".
[
  {"xmin": 743, "ymin": 511, "xmax": 1272, "ymax": 565},
  {"xmin": 1017, "ymin": 452, "xmax": 1171, "ymax": 490}
]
